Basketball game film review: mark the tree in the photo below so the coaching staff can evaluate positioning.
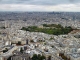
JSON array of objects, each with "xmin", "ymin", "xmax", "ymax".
[
  {"xmin": 17, "ymin": 41, "xmax": 21, "ymax": 45},
  {"xmin": 32, "ymin": 54, "xmax": 38, "ymax": 60},
  {"xmin": 59, "ymin": 53, "xmax": 70, "ymax": 60},
  {"xmin": 20, "ymin": 47, "xmax": 24, "ymax": 53},
  {"xmin": 40, "ymin": 55, "xmax": 45, "ymax": 60},
  {"xmin": 48, "ymin": 56, "xmax": 51, "ymax": 60},
  {"xmin": 3, "ymin": 48, "xmax": 8, "ymax": 53},
  {"xmin": 32, "ymin": 54, "xmax": 46, "ymax": 60}
]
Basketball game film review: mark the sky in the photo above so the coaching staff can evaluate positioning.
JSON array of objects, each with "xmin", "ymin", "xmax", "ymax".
[{"xmin": 0, "ymin": 0, "xmax": 80, "ymax": 12}]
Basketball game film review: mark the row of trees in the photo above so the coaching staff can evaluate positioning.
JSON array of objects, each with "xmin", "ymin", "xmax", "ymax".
[{"xmin": 43, "ymin": 24, "xmax": 63, "ymax": 28}]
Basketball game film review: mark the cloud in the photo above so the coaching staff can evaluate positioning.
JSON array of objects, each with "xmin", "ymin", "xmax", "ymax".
[
  {"xmin": 0, "ymin": 0, "xmax": 80, "ymax": 11},
  {"xmin": 0, "ymin": 4, "xmax": 49, "ymax": 11},
  {"xmin": 0, "ymin": 4, "xmax": 80, "ymax": 12},
  {"xmin": 0, "ymin": 0, "xmax": 80, "ymax": 5}
]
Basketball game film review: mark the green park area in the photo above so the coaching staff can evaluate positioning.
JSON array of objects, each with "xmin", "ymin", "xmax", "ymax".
[{"xmin": 21, "ymin": 24, "xmax": 73, "ymax": 35}]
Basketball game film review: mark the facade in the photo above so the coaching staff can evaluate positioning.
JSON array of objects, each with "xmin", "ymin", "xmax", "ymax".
[
  {"xmin": 11, "ymin": 54, "xmax": 30, "ymax": 60},
  {"xmin": 11, "ymin": 52, "xmax": 31, "ymax": 60}
]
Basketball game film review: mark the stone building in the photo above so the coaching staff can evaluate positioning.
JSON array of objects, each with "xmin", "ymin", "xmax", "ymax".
[{"xmin": 11, "ymin": 51, "xmax": 31, "ymax": 60}]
